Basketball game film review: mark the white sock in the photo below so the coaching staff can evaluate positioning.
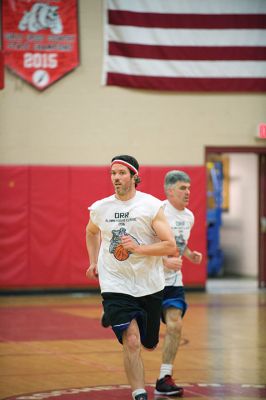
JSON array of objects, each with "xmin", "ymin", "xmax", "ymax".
[
  {"xmin": 159, "ymin": 363, "xmax": 173, "ymax": 379},
  {"xmin": 132, "ymin": 388, "xmax": 146, "ymax": 399}
]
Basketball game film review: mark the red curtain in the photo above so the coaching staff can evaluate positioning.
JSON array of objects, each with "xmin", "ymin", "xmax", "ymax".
[{"xmin": 0, "ymin": 165, "xmax": 206, "ymax": 289}]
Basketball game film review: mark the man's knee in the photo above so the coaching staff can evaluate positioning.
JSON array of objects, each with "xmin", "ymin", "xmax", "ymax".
[
  {"xmin": 124, "ymin": 331, "xmax": 141, "ymax": 352},
  {"xmin": 166, "ymin": 309, "xmax": 183, "ymax": 334},
  {"xmin": 123, "ymin": 320, "xmax": 141, "ymax": 352}
]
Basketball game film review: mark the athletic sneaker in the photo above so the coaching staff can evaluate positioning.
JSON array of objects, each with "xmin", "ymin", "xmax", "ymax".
[
  {"xmin": 154, "ymin": 375, "xmax": 184, "ymax": 396},
  {"xmin": 101, "ymin": 311, "xmax": 109, "ymax": 328},
  {"xmin": 134, "ymin": 393, "xmax": 148, "ymax": 400}
]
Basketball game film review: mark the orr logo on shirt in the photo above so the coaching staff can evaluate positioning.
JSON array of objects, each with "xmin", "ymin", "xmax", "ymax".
[{"xmin": 115, "ymin": 212, "xmax": 129, "ymax": 219}]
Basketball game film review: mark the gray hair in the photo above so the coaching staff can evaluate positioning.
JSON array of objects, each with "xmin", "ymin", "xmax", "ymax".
[{"xmin": 164, "ymin": 170, "xmax": 191, "ymax": 192}]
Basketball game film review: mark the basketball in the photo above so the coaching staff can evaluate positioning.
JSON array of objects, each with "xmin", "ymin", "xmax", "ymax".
[
  {"xmin": 114, "ymin": 244, "xmax": 129, "ymax": 261},
  {"xmin": 174, "ymin": 247, "xmax": 180, "ymax": 257}
]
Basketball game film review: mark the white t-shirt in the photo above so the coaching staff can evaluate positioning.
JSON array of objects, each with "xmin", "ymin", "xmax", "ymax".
[
  {"xmin": 162, "ymin": 200, "xmax": 194, "ymax": 287},
  {"xmin": 88, "ymin": 191, "xmax": 165, "ymax": 297}
]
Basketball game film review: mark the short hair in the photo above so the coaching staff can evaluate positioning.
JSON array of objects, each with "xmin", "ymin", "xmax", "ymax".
[
  {"xmin": 164, "ymin": 170, "xmax": 190, "ymax": 192},
  {"xmin": 111, "ymin": 154, "xmax": 141, "ymax": 186}
]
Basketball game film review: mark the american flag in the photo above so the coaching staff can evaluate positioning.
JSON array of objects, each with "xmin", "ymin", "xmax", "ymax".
[{"xmin": 103, "ymin": 0, "xmax": 266, "ymax": 92}]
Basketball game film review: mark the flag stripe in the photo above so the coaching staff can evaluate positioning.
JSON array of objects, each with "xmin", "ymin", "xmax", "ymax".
[
  {"xmin": 108, "ymin": 0, "xmax": 266, "ymax": 15},
  {"xmin": 109, "ymin": 11, "xmax": 266, "ymax": 30},
  {"xmin": 108, "ymin": 26, "xmax": 266, "ymax": 47},
  {"xmin": 109, "ymin": 42, "xmax": 266, "ymax": 61},
  {"xmin": 107, "ymin": 57, "xmax": 266, "ymax": 78},
  {"xmin": 107, "ymin": 73, "xmax": 266, "ymax": 92}
]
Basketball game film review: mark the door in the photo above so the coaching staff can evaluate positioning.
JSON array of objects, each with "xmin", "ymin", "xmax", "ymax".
[{"xmin": 206, "ymin": 146, "xmax": 266, "ymax": 288}]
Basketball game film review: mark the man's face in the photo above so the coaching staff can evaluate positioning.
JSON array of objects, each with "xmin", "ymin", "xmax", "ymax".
[
  {"xmin": 170, "ymin": 181, "xmax": 191, "ymax": 209},
  {"xmin": 110, "ymin": 163, "xmax": 135, "ymax": 197}
]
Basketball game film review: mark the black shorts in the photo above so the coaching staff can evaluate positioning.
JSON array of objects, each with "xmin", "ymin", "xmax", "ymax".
[
  {"xmin": 161, "ymin": 285, "xmax": 188, "ymax": 324},
  {"xmin": 101, "ymin": 290, "xmax": 163, "ymax": 349}
]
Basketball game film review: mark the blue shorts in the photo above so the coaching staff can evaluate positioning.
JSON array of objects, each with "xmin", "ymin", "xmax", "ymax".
[{"xmin": 161, "ymin": 286, "xmax": 188, "ymax": 324}]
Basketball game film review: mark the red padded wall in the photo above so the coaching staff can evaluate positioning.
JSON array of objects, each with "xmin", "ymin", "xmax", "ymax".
[
  {"xmin": 0, "ymin": 167, "xmax": 29, "ymax": 285},
  {"xmin": 0, "ymin": 165, "xmax": 206, "ymax": 290},
  {"xmin": 29, "ymin": 167, "xmax": 70, "ymax": 286}
]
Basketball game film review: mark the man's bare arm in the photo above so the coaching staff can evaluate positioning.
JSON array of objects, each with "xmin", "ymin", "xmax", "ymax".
[
  {"xmin": 121, "ymin": 208, "xmax": 176, "ymax": 256},
  {"xmin": 184, "ymin": 247, "xmax": 202, "ymax": 264},
  {"xmin": 85, "ymin": 219, "xmax": 101, "ymax": 278}
]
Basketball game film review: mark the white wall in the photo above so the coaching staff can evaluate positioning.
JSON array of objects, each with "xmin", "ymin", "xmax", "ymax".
[
  {"xmin": 0, "ymin": 0, "xmax": 266, "ymax": 166},
  {"xmin": 221, "ymin": 154, "xmax": 258, "ymax": 277}
]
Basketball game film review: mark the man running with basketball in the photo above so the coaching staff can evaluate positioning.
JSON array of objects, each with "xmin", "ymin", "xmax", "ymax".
[
  {"xmin": 85, "ymin": 155, "xmax": 176, "ymax": 400},
  {"xmin": 154, "ymin": 170, "xmax": 203, "ymax": 397}
]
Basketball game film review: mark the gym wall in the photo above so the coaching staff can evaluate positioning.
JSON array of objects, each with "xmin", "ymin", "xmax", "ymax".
[
  {"xmin": 0, "ymin": 165, "xmax": 206, "ymax": 290},
  {"xmin": 0, "ymin": 1, "xmax": 265, "ymax": 291},
  {"xmin": 0, "ymin": 0, "xmax": 265, "ymax": 166}
]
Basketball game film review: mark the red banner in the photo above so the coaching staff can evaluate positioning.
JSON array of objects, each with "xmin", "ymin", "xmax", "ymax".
[{"xmin": 2, "ymin": 0, "xmax": 79, "ymax": 90}]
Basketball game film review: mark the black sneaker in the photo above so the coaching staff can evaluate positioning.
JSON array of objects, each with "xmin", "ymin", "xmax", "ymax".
[
  {"xmin": 135, "ymin": 393, "xmax": 148, "ymax": 400},
  {"xmin": 155, "ymin": 375, "xmax": 184, "ymax": 396},
  {"xmin": 101, "ymin": 311, "xmax": 109, "ymax": 328}
]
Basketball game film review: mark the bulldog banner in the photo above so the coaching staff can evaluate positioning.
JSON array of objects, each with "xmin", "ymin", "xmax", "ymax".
[{"xmin": 2, "ymin": 0, "xmax": 79, "ymax": 90}]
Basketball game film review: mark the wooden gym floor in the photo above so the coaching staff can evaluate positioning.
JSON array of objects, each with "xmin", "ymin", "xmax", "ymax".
[{"xmin": 0, "ymin": 279, "xmax": 266, "ymax": 400}]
